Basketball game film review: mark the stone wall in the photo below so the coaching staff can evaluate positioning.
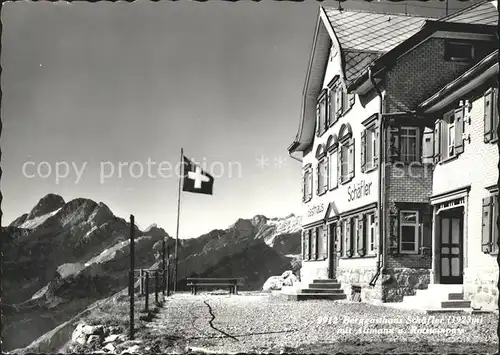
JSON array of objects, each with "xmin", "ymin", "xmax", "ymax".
[
  {"xmin": 464, "ymin": 267, "xmax": 499, "ymax": 311},
  {"xmin": 380, "ymin": 268, "xmax": 430, "ymax": 302},
  {"xmin": 336, "ymin": 266, "xmax": 381, "ymax": 303}
]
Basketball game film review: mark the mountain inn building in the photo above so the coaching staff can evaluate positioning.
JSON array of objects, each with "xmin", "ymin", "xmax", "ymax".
[{"xmin": 287, "ymin": 1, "xmax": 499, "ymax": 311}]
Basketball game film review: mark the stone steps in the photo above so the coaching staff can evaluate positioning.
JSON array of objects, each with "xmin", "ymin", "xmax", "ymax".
[
  {"xmin": 280, "ymin": 279, "xmax": 347, "ymax": 301},
  {"xmin": 308, "ymin": 282, "xmax": 342, "ymax": 289},
  {"xmin": 441, "ymin": 300, "xmax": 471, "ymax": 308},
  {"xmin": 283, "ymin": 292, "xmax": 347, "ymax": 301},
  {"xmin": 397, "ymin": 284, "xmax": 471, "ymax": 311},
  {"xmin": 301, "ymin": 288, "xmax": 345, "ymax": 294}
]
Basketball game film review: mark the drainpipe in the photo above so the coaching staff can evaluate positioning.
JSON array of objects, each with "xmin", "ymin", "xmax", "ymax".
[{"xmin": 369, "ymin": 66, "xmax": 386, "ymax": 288}]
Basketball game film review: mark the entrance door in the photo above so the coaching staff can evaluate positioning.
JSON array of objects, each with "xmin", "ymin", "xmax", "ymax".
[
  {"xmin": 328, "ymin": 223, "xmax": 337, "ymax": 279},
  {"xmin": 439, "ymin": 209, "xmax": 464, "ymax": 284}
]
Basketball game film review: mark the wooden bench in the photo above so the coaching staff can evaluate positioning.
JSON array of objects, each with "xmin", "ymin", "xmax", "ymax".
[{"xmin": 186, "ymin": 278, "xmax": 244, "ymax": 295}]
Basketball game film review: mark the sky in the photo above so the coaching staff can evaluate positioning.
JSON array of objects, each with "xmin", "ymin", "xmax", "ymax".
[{"xmin": 1, "ymin": 0, "xmax": 471, "ymax": 238}]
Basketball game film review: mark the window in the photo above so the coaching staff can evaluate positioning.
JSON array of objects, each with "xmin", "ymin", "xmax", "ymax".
[
  {"xmin": 482, "ymin": 194, "xmax": 499, "ymax": 254},
  {"xmin": 444, "ymin": 40, "xmax": 475, "ymax": 62},
  {"xmin": 328, "ymin": 150, "xmax": 338, "ymax": 190},
  {"xmin": 434, "ymin": 106, "xmax": 466, "ymax": 163},
  {"xmin": 367, "ymin": 213, "xmax": 376, "ymax": 255},
  {"xmin": 339, "ymin": 123, "xmax": 354, "ymax": 184},
  {"xmin": 327, "ymin": 78, "xmax": 355, "ymax": 126},
  {"xmin": 316, "ymin": 90, "xmax": 328, "ymax": 137},
  {"xmin": 399, "ymin": 210, "xmax": 419, "ymax": 254},
  {"xmin": 361, "ymin": 115, "xmax": 379, "ymax": 172},
  {"xmin": 400, "ymin": 127, "xmax": 419, "ymax": 162},
  {"xmin": 317, "ymin": 225, "xmax": 327, "ymax": 260},
  {"xmin": 317, "ymin": 158, "xmax": 328, "ymax": 195},
  {"xmin": 484, "ymin": 87, "xmax": 499, "ymax": 143},
  {"xmin": 302, "ymin": 165, "xmax": 313, "ymax": 202},
  {"xmin": 448, "ymin": 116, "xmax": 456, "ymax": 157},
  {"xmin": 343, "ymin": 218, "xmax": 352, "ymax": 258},
  {"xmin": 311, "ymin": 228, "xmax": 317, "ymax": 260}
]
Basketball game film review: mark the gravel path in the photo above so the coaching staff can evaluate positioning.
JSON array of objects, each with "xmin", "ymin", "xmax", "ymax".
[{"xmin": 143, "ymin": 291, "xmax": 498, "ymax": 354}]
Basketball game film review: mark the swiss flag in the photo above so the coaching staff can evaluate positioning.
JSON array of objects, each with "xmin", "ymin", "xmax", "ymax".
[{"xmin": 182, "ymin": 156, "xmax": 214, "ymax": 195}]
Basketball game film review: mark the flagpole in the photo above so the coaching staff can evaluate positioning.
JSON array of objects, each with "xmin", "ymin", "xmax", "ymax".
[{"xmin": 174, "ymin": 147, "xmax": 183, "ymax": 293}]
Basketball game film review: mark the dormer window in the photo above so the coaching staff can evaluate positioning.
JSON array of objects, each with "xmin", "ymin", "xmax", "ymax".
[{"xmin": 444, "ymin": 40, "xmax": 475, "ymax": 62}]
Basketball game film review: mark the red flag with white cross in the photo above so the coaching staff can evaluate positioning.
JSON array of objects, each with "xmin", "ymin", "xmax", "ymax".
[{"xmin": 182, "ymin": 155, "xmax": 214, "ymax": 195}]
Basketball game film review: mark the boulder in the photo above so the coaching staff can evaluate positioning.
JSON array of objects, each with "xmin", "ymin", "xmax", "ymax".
[
  {"xmin": 262, "ymin": 276, "xmax": 284, "ymax": 291},
  {"xmin": 86, "ymin": 335, "xmax": 102, "ymax": 345},
  {"xmin": 71, "ymin": 323, "xmax": 104, "ymax": 345},
  {"xmin": 103, "ymin": 343, "xmax": 116, "ymax": 353},
  {"xmin": 282, "ymin": 273, "xmax": 298, "ymax": 287}
]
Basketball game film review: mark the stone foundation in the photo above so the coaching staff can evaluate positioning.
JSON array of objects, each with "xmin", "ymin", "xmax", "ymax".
[
  {"xmin": 464, "ymin": 267, "xmax": 499, "ymax": 311},
  {"xmin": 380, "ymin": 268, "xmax": 430, "ymax": 302},
  {"xmin": 336, "ymin": 267, "xmax": 382, "ymax": 303}
]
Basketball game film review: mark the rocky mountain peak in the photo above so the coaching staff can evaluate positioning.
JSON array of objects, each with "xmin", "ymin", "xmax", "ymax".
[{"xmin": 27, "ymin": 193, "xmax": 65, "ymax": 220}]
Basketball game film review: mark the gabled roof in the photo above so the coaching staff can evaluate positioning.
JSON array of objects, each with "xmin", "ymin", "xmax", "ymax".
[
  {"xmin": 323, "ymin": 9, "xmax": 431, "ymax": 52},
  {"xmin": 323, "ymin": 8, "xmax": 430, "ymax": 86},
  {"xmin": 440, "ymin": 0, "xmax": 498, "ymax": 25}
]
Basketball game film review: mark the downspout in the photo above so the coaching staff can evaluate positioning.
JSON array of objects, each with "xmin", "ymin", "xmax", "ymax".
[{"xmin": 369, "ymin": 66, "xmax": 386, "ymax": 287}]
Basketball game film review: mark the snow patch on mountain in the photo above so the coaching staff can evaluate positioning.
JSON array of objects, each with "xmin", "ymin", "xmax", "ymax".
[
  {"xmin": 264, "ymin": 214, "xmax": 301, "ymax": 246},
  {"xmin": 18, "ymin": 208, "xmax": 62, "ymax": 229}
]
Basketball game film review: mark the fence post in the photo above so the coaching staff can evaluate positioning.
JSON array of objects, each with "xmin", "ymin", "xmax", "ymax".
[
  {"xmin": 162, "ymin": 239, "xmax": 166, "ymax": 296},
  {"xmin": 166, "ymin": 262, "xmax": 170, "ymax": 297},
  {"xmin": 129, "ymin": 215, "xmax": 135, "ymax": 341},
  {"xmin": 144, "ymin": 271, "xmax": 149, "ymax": 312},
  {"xmin": 139, "ymin": 269, "xmax": 143, "ymax": 296},
  {"xmin": 155, "ymin": 271, "xmax": 159, "ymax": 305}
]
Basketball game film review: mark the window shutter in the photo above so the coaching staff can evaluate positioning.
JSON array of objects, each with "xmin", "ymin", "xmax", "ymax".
[
  {"xmin": 348, "ymin": 93, "xmax": 355, "ymax": 108},
  {"xmin": 361, "ymin": 130, "xmax": 367, "ymax": 172},
  {"xmin": 329, "ymin": 89, "xmax": 336, "ymax": 126},
  {"xmin": 316, "ymin": 104, "xmax": 321, "ymax": 137},
  {"xmin": 302, "ymin": 231, "xmax": 306, "ymax": 259},
  {"xmin": 322, "ymin": 224, "xmax": 328, "ymax": 260},
  {"xmin": 336, "ymin": 88, "xmax": 343, "ymax": 116},
  {"xmin": 346, "ymin": 219, "xmax": 352, "ymax": 257},
  {"xmin": 301, "ymin": 173, "xmax": 305, "ymax": 202},
  {"xmin": 358, "ymin": 215, "xmax": 365, "ymax": 256},
  {"xmin": 493, "ymin": 88, "xmax": 499, "ymax": 142},
  {"xmin": 389, "ymin": 126, "xmax": 400, "ymax": 162},
  {"xmin": 337, "ymin": 146, "xmax": 342, "ymax": 184},
  {"xmin": 482, "ymin": 196, "xmax": 493, "ymax": 253},
  {"xmin": 454, "ymin": 107, "xmax": 465, "ymax": 155},
  {"xmin": 304, "ymin": 230, "xmax": 309, "ymax": 260},
  {"xmin": 312, "ymin": 228, "xmax": 318, "ymax": 260},
  {"xmin": 373, "ymin": 125, "xmax": 380, "ymax": 168},
  {"xmin": 336, "ymin": 223, "xmax": 342, "ymax": 255},
  {"xmin": 433, "ymin": 120, "xmax": 442, "ymax": 164},
  {"xmin": 421, "ymin": 207, "xmax": 432, "ymax": 253},
  {"xmin": 348, "ymin": 140, "xmax": 355, "ymax": 179},
  {"xmin": 343, "ymin": 89, "xmax": 349, "ymax": 114},
  {"xmin": 308, "ymin": 170, "xmax": 313, "ymax": 201},
  {"xmin": 422, "ymin": 126, "xmax": 434, "ymax": 164},
  {"xmin": 484, "ymin": 88, "xmax": 493, "ymax": 143},
  {"xmin": 324, "ymin": 157, "xmax": 329, "ymax": 192},
  {"xmin": 315, "ymin": 165, "xmax": 320, "ymax": 196},
  {"xmin": 492, "ymin": 195, "xmax": 499, "ymax": 254}
]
